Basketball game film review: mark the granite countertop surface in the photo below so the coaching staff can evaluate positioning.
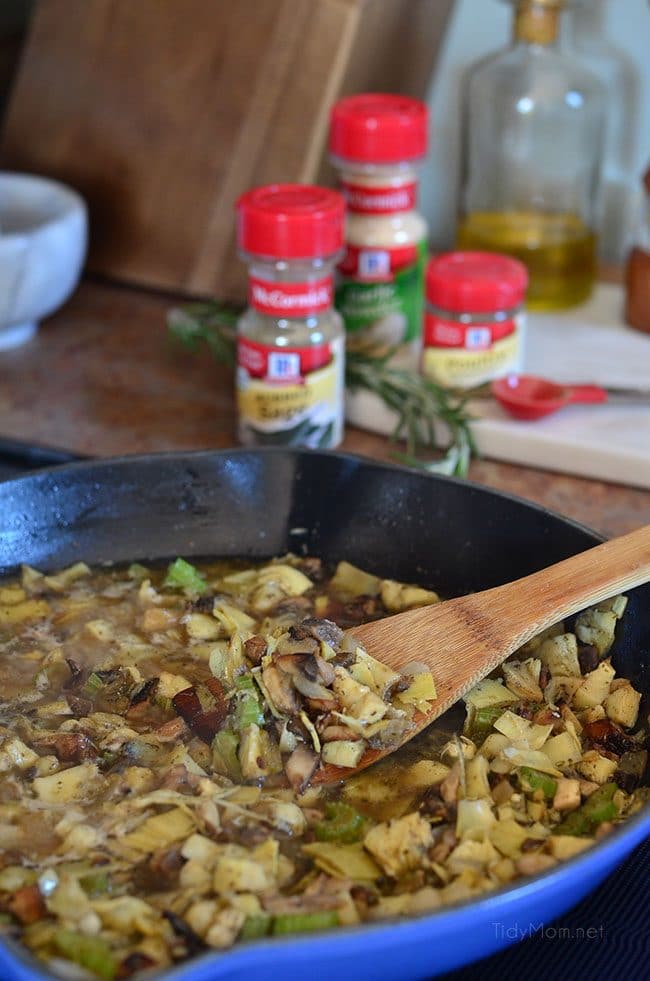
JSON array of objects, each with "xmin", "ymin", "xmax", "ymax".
[{"xmin": 0, "ymin": 278, "xmax": 647, "ymax": 538}]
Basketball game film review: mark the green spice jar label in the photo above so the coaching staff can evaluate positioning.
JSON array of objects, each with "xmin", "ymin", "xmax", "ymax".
[
  {"xmin": 335, "ymin": 240, "xmax": 427, "ymax": 350},
  {"xmin": 237, "ymin": 337, "xmax": 344, "ymax": 448}
]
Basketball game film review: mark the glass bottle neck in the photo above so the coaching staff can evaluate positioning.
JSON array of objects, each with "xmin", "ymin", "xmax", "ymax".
[{"xmin": 512, "ymin": 2, "xmax": 562, "ymax": 46}]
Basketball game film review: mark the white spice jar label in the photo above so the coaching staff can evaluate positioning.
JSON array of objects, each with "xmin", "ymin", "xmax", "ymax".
[{"xmin": 237, "ymin": 336, "xmax": 344, "ymax": 448}]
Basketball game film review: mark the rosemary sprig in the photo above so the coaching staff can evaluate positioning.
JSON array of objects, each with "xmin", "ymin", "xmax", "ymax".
[
  {"xmin": 167, "ymin": 303, "xmax": 238, "ymax": 367},
  {"xmin": 344, "ymin": 350, "xmax": 476, "ymax": 477},
  {"xmin": 167, "ymin": 302, "xmax": 476, "ymax": 477}
]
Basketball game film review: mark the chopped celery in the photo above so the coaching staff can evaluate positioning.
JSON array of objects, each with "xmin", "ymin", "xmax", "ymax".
[
  {"xmin": 234, "ymin": 676, "xmax": 265, "ymax": 730},
  {"xmin": 314, "ymin": 801, "xmax": 368, "ymax": 843},
  {"xmin": 82, "ymin": 672, "xmax": 105, "ymax": 699},
  {"xmin": 466, "ymin": 704, "xmax": 504, "ymax": 743},
  {"xmin": 555, "ymin": 782, "xmax": 619, "ymax": 836},
  {"xmin": 272, "ymin": 910, "xmax": 339, "ymax": 935},
  {"xmin": 235, "ymin": 695, "xmax": 265, "ymax": 730},
  {"xmin": 211, "ymin": 729, "xmax": 242, "ymax": 781},
  {"xmin": 163, "ymin": 558, "xmax": 207, "ymax": 594},
  {"xmin": 53, "ymin": 930, "xmax": 116, "ymax": 980},
  {"xmin": 239, "ymin": 914, "xmax": 272, "ymax": 940},
  {"xmin": 518, "ymin": 767, "xmax": 558, "ymax": 799},
  {"xmin": 79, "ymin": 870, "xmax": 110, "ymax": 897}
]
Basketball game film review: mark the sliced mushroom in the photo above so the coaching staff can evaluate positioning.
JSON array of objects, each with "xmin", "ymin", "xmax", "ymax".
[
  {"xmin": 262, "ymin": 663, "xmax": 301, "ymax": 715},
  {"xmin": 284, "ymin": 744, "xmax": 319, "ymax": 793}
]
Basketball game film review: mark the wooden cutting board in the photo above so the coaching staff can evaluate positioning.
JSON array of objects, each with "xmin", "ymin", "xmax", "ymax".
[{"xmin": 0, "ymin": 0, "xmax": 452, "ymax": 301}]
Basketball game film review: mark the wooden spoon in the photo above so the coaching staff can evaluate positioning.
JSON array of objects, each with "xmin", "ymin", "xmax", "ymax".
[{"xmin": 313, "ymin": 524, "xmax": 650, "ymax": 784}]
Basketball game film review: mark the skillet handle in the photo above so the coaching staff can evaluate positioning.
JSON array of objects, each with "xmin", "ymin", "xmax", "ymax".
[{"xmin": 0, "ymin": 436, "xmax": 86, "ymax": 471}]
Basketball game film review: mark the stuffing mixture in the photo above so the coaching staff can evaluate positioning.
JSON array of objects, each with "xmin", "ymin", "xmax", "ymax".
[{"xmin": 0, "ymin": 556, "xmax": 646, "ymax": 980}]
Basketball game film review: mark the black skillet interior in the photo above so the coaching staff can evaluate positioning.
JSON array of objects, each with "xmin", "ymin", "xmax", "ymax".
[{"xmin": 0, "ymin": 448, "xmax": 648, "ymax": 700}]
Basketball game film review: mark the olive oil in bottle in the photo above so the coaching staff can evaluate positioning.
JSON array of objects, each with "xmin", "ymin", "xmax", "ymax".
[
  {"xmin": 457, "ymin": 211, "xmax": 597, "ymax": 311},
  {"xmin": 458, "ymin": 0, "xmax": 605, "ymax": 311}
]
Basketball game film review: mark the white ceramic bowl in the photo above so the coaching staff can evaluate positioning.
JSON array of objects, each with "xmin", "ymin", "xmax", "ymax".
[{"xmin": 0, "ymin": 172, "xmax": 87, "ymax": 350}]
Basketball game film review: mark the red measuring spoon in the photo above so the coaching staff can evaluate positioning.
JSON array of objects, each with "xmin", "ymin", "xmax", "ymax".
[{"xmin": 491, "ymin": 374, "xmax": 608, "ymax": 420}]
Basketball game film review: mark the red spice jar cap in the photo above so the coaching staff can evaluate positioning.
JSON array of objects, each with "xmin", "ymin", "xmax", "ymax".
[
  {"xmin": 237, "ymin": 184, "xmax": 345, "ymax": 259},
  {"xmin": 426, "ymin": 251, "xmax": 528, "ymax": 313},
  {"xmin": 329, "ymin": 93, "xmax": 428, "ymax": 164}
]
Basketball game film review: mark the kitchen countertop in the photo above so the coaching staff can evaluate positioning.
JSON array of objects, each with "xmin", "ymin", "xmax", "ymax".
[{"xmin": 0, "ymin": 277, "xmax": 648, "ymax": 538}]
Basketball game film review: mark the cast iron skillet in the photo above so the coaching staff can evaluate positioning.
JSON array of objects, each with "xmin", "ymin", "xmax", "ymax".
[{"xmin": 0, "ymin": 449, "xmax": 648, "ymax": 981}]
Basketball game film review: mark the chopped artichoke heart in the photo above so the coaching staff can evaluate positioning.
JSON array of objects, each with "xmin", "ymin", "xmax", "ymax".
[
  {"xmin": 604, "ymin": 683, "xmax": 641, "ymax": 728},
  {"xmin": 501, "ymin": 659, "xmax": 543, "ymax": 700},
  {"xmin": 400, "ymin": 759, "xmax": 450, "ymax": 789},
  {"xmin": 0, "ymin": 585, "xmax": 26, "ymax": 604},
  {"xmin": 332, "ymin": 669, "xmax": 389, "ymax": 724},
  {"xmin": 0, "ymin": 736, "xmax": 39, "ymax": 772},
  {"xmin": 537, "ymin": 633, "xmax": 581, "ymax": 677},
  {"xmin": 447, "ymin": 838, "xmax": 499, "ymax": 874},
  {"xmin": 0, "ymin": 599, "xmax": 50, "ymax": 624},
  {"xmin": 463, "ymin": 679, "xmax": 518, "ymax": 709},
  {"xmin": 380, "ymin": 579, "xmax": 439, "ymax": 613},
  {"xmin": 321, "ymin": 740, "xmax": 366, "ymax": 768},
  {"xmin": 43, "ymin": 562, "xmax": 91, "ymax": 591},
  {"xmin": 213, "ymin": 603, "xmax": 257, "ymax": 638},
  {"xmin": 364, "ymin": 812, "xmax": 434, "ymax": 877},
  {"xmin": 302, "ymin": 841, "xmax": 380, "ymax": 881},
  {"xmin": 256, "ymin": 564, "xmax": 312, "ymax": 596},
  {"xmin": 575, "ymin": 608, "xmax": 618, "ymax": 656},
  {"xmin": 181, "ymin": 833, "xmax": 223, "ymax": 866},
  {"xmin": 464, "ymin": 754, "xmax": 491, "ymax": 799},
  {"xmin": 489, "ymin": 818, "xmax": 532, "ymax": 857},
  {"xmin": 573, "ymin": 661, "xmax": 615, "ymax": 710},
  {"xmin": 544, "ymin": 725, "xmax": 583, "ymax": 766},
  {"xmin": 544, "ymin": 675, "xmax": 581, "ymax": 707},
  {"xmin": 595, "ymin": 594, "xmax": 627, "ymax": 619},
  {"xmin": 157, "ymin": 671, "xmax": 193, "ymax": 699},
  {"xmin": 33, "ymin": 763, "xmax": 100, "ymax": 804},
  {"xmin": 330, "ymin": 561, "xmax": 381, "ymax": 598},
  {"xmin": 396, "ymin": 671, "xmax": 437, "ymax": 707},
  {"xmin": 238, "ymin": 724, "xmax": 282, "ymax": 780},
  {"xmin": 499, "ymin": 747, "xmax": 562, "ymax": 777},
  {"xmin": 208, "ymin": 640, "xmax": 230, "ymax": 679},
  {"xmin": 184, "ymin": 612, "xmax": 223, "ymax": 640},
  {"xmin": 213, "ymin": 853, "xmax": 271, "ymax": 895},
  {"xmin": 493, "ymin": 711, "xmax": 552, "ymax": 750},
  {"xmin": 121, "ymin": 807, "xmax": 195, "ymax": 852},
  {"xmin": 83, "ymin": 619, "xmax": 114, "ymax": 642},
  {"xmin": 547, "ymin": 835, "xmax": 594, "ymax": 859},
  {"xmin": 576, "ymin": 752, "xmax": 618, "ymax": 784},
  {"xmin": 349, "ymin": 649, "xmax": 401, "ymax": 698},
  {"xmin": 456, "ymin": 798, "xmax": 496, "ymax": 839}
]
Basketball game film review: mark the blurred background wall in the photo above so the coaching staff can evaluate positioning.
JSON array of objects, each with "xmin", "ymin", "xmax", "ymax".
[{"xmin": 1, "ymin": 0, "xmax": 647, "ymax": 266}]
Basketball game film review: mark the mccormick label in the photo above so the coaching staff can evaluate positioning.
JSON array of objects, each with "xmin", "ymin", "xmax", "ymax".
[
  {"xmin": 421, "ymin": 313, "xmax": 524, "ymax": 389},
  {"xmin": 340, "ymin": 181, "xmax": 417, "ymax": 215},
  {"xmin": 248, "ymin": 276, "xmax": 332, "ymax": 317},
  {"xmin": 336, "ymin": 240, "xmax": 427, "ymax": 351},
  {"xmin": 236, "ymin": 336, "xmax": 344, "ymax": 448}
]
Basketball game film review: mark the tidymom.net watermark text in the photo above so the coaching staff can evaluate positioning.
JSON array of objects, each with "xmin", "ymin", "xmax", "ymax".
[{"xmin": 493, "ymin": 922, "xmax": 605, "ymax": 942}]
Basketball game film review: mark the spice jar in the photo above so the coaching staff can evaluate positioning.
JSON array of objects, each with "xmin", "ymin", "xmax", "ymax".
[
  {"xmin": 235, "ymin": 184, "xmax": 346, "ymax": 448},
  {"xmin": 329, "ymin": 93, "xmax": 429, "ymax": 354},
  {"xmin": 422, "ymin": 251, "xmax": 528, "ymax": 390}
]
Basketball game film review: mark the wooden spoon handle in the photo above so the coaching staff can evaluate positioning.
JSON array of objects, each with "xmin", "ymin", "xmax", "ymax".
[{"xmin": 482, "ymin": 523, "xmax": 650, "ymax": 648}]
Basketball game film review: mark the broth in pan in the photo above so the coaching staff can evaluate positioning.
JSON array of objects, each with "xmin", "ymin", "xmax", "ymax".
[{"xmin": 0, "ymin": 556, "xmax": 646, "ymax": 979}]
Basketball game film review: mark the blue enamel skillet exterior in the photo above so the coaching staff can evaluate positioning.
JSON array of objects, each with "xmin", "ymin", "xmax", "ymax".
[{"xmin": 0, "ymin": 449, "xmax": 647, "ymax": 980}]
